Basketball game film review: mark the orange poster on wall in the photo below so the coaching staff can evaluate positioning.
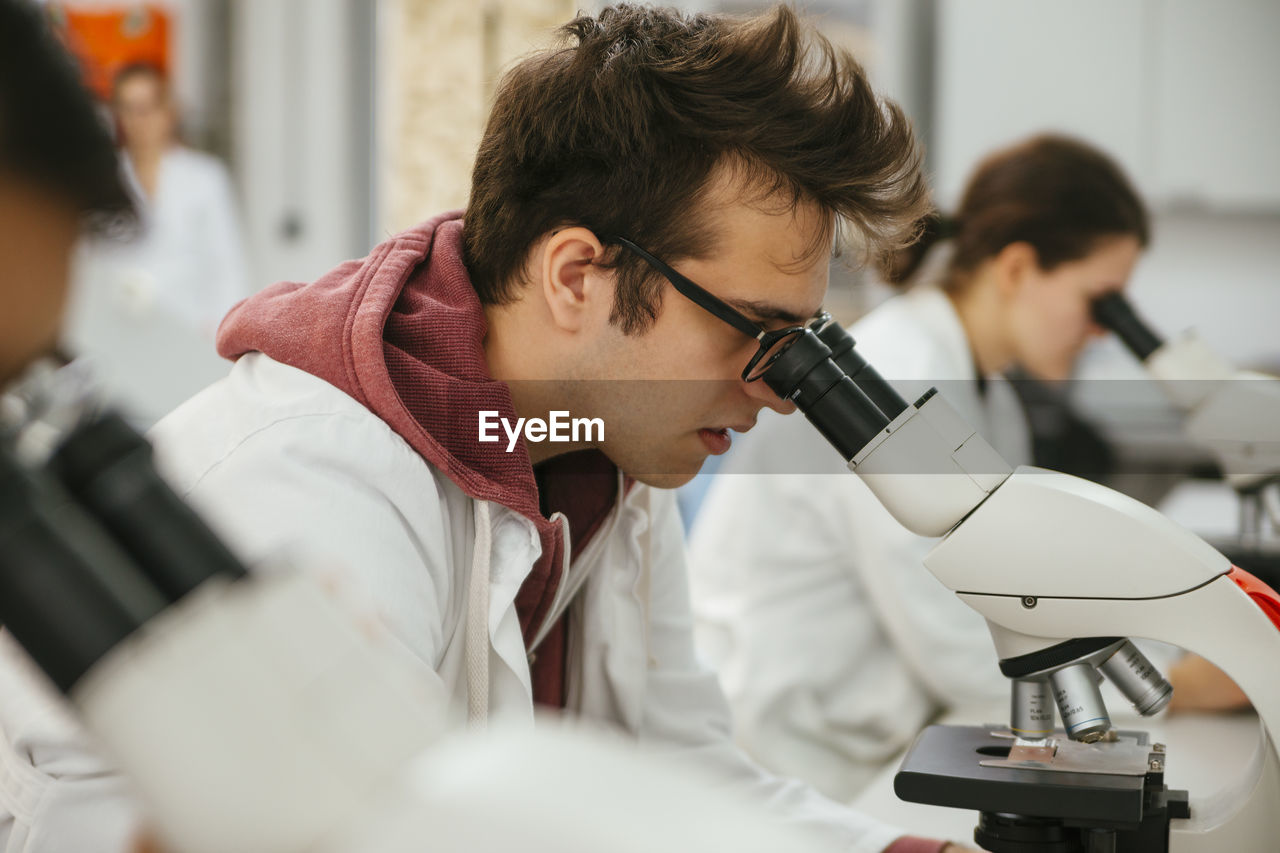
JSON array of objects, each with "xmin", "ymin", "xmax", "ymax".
[{"xmin": 46, "ymin": 3, "xmax": 172, "ymax": 101}]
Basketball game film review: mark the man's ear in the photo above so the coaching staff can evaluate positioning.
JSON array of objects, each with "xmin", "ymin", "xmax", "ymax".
[
  {"xmin": 992, "ymin": 241, "xmax": 1041, "ymax": 297},
  {"xmin": 540, "ymin": 227, "xmax": 611, "ymax": 333}
]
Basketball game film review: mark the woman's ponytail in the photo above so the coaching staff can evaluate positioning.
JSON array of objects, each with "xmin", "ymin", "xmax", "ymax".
[{"xmin": 876, "ymin": 210, "xmax": 955, "ymax": 287}]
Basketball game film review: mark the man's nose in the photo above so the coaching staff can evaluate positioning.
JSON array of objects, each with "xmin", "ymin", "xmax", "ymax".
[{"xmin": 743, "ymin": 375, "xmax": 797, "ymax": 415}]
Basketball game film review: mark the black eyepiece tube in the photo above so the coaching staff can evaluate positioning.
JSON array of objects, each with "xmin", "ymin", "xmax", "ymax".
[
  {"xmin": 814, "ymin": 320, "xmax": 909, "ymax": 419},
  {"xmin": 761, "ymin": 331, "xmax": 891, "ymax": 460},
  {"xmin": 49, "ymin": 411, "xmax": 248, "ymax": 605},
  {"xmin": 1091, "ymin": 292, "xmax": 1164, "ymax": 362},
  {"xmin": 0, "ymin": 448, "xmax": 167, "ymax": 693}
]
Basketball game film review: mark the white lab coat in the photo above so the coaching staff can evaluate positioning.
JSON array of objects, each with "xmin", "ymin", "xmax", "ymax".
[
  {"xmin": 0, "ymin": 353, "xmax": 907, "ymax": 853},
  {"xmin": 61, "ymin": 147, "xmax": 250, "ymax": 426},
  {"xmin": 688, "ymin": 285, "xmax": 1034, "ymax": 803},
  {"xmin": 90, "ymin": 146, "xmax": 251, "ymax": 334}
]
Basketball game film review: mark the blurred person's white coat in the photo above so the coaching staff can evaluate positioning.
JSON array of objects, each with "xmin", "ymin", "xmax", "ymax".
[
  {"xmin": 84, "ymin": 146, "xmax": 250, "ymax": 336},
  {"xmin": 61, "ymin": 147, "xmax": 249, "ymax": 425}
]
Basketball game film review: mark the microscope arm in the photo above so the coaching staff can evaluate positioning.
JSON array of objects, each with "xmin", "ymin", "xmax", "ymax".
[
  {"xmin": 925, "ymin": 465, "xmax": 1280, "ymax": 722},
  {"xmin": 843, "ymin": 389, "xmax": 1280, "ymax": 717},
  {"xmin": 828, "ymin": 353, "xmax": 1280, "ymax": 727}
]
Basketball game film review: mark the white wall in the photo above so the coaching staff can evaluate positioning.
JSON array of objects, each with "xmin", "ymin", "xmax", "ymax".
[
  {"xmin": 231, "ymin": 0, "xmax": 374, "ymax": 287},
  {"xmin": 932, "ymin": 0, "xmax": 1280, "ymax": 212}
]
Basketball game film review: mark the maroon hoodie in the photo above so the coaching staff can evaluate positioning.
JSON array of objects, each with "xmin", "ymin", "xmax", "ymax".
[{"xmin": 216, "ymin": 211, "xmax": 616, "ymax": 706}]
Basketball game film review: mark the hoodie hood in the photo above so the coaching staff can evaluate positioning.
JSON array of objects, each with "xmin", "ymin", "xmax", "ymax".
[
  {"xmin": 218, "ymin": 212, "xmax": 606, "ymax": 705},
  {"xmin": 218, "ymin": 211, "xmax": 547, "ymax": 522}
]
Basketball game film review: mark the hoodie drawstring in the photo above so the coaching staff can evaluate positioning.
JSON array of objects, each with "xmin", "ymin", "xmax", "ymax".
[{"xmin": 465, "ymin": 499, "xmax": 492, "ymax": 725}]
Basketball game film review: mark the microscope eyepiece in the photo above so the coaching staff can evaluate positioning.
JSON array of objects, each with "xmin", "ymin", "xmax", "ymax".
[
  {"xmin": 1091, "ymin": 292, "xmax": 1164, "ymax": 362},
  {"xmin": 1, "ymin": 358, "xmax": 252, "ymax": 695},
  {"xmin": 813, "ymin": 321, "xmax": 909, "ymax": 419},
  {"xmin": 50, "ymin": 411, "xmax": 247, "ymax": 604},
  {"xmin": 760, "ymin": 330, "xmax": 891, "ymax": 460},
  {"xmin": 0, "ymin": 447, "xmax": 167, "ymax": 693}
]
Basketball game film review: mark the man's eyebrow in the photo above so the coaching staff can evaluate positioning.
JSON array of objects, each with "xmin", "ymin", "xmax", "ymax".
[{"xmin": 724, "ymin": 298, "xmax": 809, "ymax": 325}]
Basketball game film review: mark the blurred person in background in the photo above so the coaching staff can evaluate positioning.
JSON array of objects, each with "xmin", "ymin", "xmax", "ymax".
[
  {"xmin": 60, "ymin": 61, "xmax": 250, "ymax": 426},
  {"xmin": 0, "ymin": 3, "xmax": 981, "ymax": 852},
  {"xmin": 688, "ymin": 134, "xmax": 1249, "ymax": 804},
  {"xmin": 82, "ymin": 61, "xmax": 249, "ymax": 337}
]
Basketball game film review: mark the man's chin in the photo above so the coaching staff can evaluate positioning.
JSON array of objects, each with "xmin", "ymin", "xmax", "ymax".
[
  {"xmin": 613, "ymin": 454, "xmax": 707, "ymax": 490},
  {"xmin": 598, "ymin": 437, "xmax": 708, "ymax": 489}
]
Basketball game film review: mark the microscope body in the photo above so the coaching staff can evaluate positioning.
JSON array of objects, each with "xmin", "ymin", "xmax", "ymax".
[
  {"xmin": 765, "ymin": 313, "xmax": 1279, "ymax": 849},
  {"xmin": 754, "ymin": 309, "xmax": 1280, "ymax": 849},
  {"xmin": 933, "ymin": 466, "xmax": 1280, "ymax": 851},
  {"xmin": 848, "ymin": 389, "xmax": 1280, "ymax": 851}
]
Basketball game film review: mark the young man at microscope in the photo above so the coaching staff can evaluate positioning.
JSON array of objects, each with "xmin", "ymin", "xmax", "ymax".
[{"xmin": 0, "ymin": 3, "xmax": 980, "ymax": 851}]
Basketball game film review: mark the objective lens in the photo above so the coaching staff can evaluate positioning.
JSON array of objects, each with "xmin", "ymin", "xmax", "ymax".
[
  {"xmin": 1099, "ymin": 640, "xmax": 1173, "ymax": 716},
  {"xmin": 1049, "ymin": 662, "xmax": 1112, "ymax": 742},
  {"xmin": 1010, "ymin": 678, "xmax": 1055, "ymax": 741}
]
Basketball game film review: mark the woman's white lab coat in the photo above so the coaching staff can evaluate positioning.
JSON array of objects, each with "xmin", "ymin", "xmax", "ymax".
[
  {"xmin": 688, "ymin": 285, "xmax": 1033, "ymax": 803},
  {"xmin": 0, "ymin": 353, "xmax": 905, "ymax": 853},
  {"xmin": 93, "ymin": 146, "xmax": 250, "ymax": 334},
  {"xmin": 62, "ymin": 147, "xmax": 252, "ymax": 425}
]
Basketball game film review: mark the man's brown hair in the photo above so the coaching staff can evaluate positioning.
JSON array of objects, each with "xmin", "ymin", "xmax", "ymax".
[{"xmin": 464, "ymin": 3, "xmax": 928, "ymax": 333}]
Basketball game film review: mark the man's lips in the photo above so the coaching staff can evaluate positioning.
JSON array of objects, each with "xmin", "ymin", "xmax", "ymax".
[
  {"xmin": 698, "ymin": 428, "xmax": 732, "ymax": 455},
  {"xmin": 697, "ymin": 422, "xmax": 755, "ymax": 456}
]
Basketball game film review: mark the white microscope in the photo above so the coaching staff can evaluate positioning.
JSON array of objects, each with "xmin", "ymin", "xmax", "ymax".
[
  {"xmin": 761, "ymin": 319, "xmax": 1280, "ymax": 853},
  {"xmin": 1091, "ymin": 291, "xmax": 1280, "ymax": 552}
]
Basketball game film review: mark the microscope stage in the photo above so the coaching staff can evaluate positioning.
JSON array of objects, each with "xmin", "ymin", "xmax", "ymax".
[{"xmin": 894, "ymin": 725, "xmax": 1174, "ymax": 828}]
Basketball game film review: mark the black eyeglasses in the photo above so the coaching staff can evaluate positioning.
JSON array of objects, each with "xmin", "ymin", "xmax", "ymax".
[{"xmin": 614, "ymin": 237, "xmax": 830, "ymax": 382}]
